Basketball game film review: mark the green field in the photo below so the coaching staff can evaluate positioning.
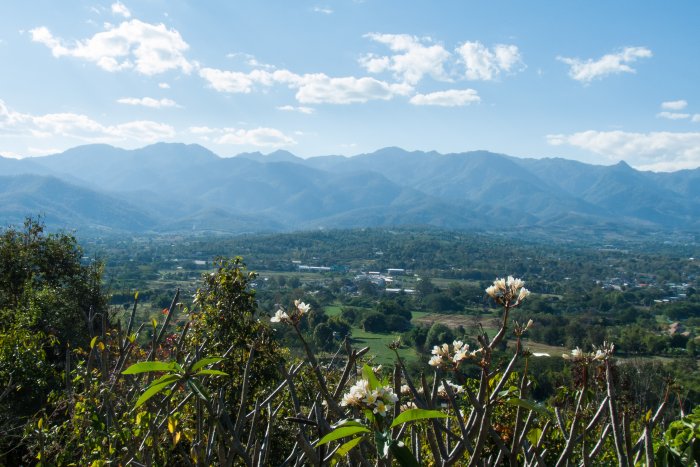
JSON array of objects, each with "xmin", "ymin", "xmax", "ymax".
[{"xmin": 350, "ymin": 328, "xmax": 419, "ymax": 365}]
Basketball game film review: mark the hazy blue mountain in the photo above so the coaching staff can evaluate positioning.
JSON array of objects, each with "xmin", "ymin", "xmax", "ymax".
[
  {"xmin": 0, "ymin": 174, "xmax": 157, "ymax": 232},
  {"xmin": 0, "ymin": 143, "xmax": 698, "ymax": 234}
]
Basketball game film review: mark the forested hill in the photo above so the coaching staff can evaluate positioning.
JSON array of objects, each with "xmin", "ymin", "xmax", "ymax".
[{"xmin": 1, "ymin": 143, "xmax": 699, "ymax": 235}]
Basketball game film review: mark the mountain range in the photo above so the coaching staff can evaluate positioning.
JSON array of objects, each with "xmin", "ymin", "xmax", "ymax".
[{"xmin": 0, "ymin": 143, "xmax": 698, "ymax": 235}]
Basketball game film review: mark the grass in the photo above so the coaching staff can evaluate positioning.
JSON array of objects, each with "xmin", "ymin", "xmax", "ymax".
[
  {"xmin": 323, "ymin": 304, "xmax": 343, "ymax": 317},
  {"xmin": 350, "ymin": 328, "xmax": 419, "ymax": 365}
]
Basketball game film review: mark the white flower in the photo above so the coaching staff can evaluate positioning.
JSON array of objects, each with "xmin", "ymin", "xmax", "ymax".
[
  {"xmin": 294, "ymin": 300, "xmax": 311, "ymax": 315},
  {"xmin": 373, "ymin": 400, "xmax": 387, "ymax": 416},
  {"xmin": 429, "ymin": 355, "xmax": 443, "ymax": 367},
  {"xmin": 382, "ymin": 389, "xmax": 399, "ymax": 404},
  {"xmin": 486, "ymin": 275, "xmax": 530, "ymax": 305},
  {"xmin": 485, "ymin": 285, "xmax": 499, "ymax": 298},
  {"xmin": 270, "ymin": 309, "xmax": 289, "ymax": 323},
  {"xmin": 401, "ymin": 401, "xmax": 417, "ymax": 412},
  {"xmin": 438, "ymin": 380, "xmax": 464, "ymax": 398},
  {"xmin": 518, "ymin": 288, "xmax": 530, "ymax": 302}
]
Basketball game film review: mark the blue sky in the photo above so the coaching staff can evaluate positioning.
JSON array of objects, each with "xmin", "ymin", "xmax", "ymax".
[{"xmin": 1, "ymin": 1, "xmax": 699, "ymax": 171}]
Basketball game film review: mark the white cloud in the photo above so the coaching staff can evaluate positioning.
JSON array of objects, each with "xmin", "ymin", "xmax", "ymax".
[
  {"xmin": 547, "ymin": 130, "xmax": 700, "ymax": 171},
  {"xmin": 226, "ymin": 52, "xmax": 276, "ymax": 70},
  {"xmin": 199, "ymin": 66, "xmax": 410, "ymax": 104},
  {"xmin": 657, "ymin": 111, "xmax": 690, "ymax": 120},
  {"xmin": 455, "ymin": 41, "xmax": 525, "ymax": 81},
  {"xmin": 361, "ymin": 33, "xmax": 451, "ymax": 84},
  {"xmin": 693, "ymin": 115, "xmax": 700, "ymax": 123},
  {"xmin": 277, "ymin": 105, "xmax": 314, "ymax": 114},
  {"xmin": 158, "ymin": 82, "xmax": 170, "ymax": 89},
  {"xmin": 188, "ymin": 126, "xmax": 217, "ymax": 135},
  {"xmin": 30, "ymin": 19, "xmax": 192, "ymax": 75},
  {"xmin": 117, "ymin": 97, "xmax": 179, "ymax": 108},
  {"xmin": 0, "ymin": 98, "xmax": 174, "ymax": 143},
  {"xmin": 187, "ymin": 125, "xmax": 296, "ymax": 147},
  {"xmin": 409, "ymin": 89, "xmax": 480, "ymax": 107},
  {"xmin": 661, "ymin": 100, "xmax": 687, "ymax": 110},
  {"xmin": 111, "ymin": 2, "xmax": 131, "ymax": 18},
  {"xmin": 313, "ymin": 6, "xmax": 333, "ymax": 14},
  {"xmin": 294, "ymin": 74, "xmax": 412, "ymax": 104},
  {"xmin": 557, "ymin": 46, "xmax": 652, "ymax": 83}
]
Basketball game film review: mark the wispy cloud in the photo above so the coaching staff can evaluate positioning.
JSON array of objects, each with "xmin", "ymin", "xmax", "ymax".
[
  {"xmin": 30, "ymin": 19, "xmax": 192, "ymax": 75},
  {"xmin": 111, "ymin": 2, "xmax": 131, "ymax": 18},
  {"xmin": 117, "ymin": 97, "xmax": 180, "ymax": 108},
  {"xmin": 455, "ymin": 41, "xmax": 525, "ymax": 81},
  {"xmin": 0, "ymin": 99, "xmax": 175, "ymax": 143},
  {"xmin": 661, "ymin": 100, "xmax": 687, "ymax": 111},
  {"xmin": 557, "ymin": 46, "xmax": 652, "ymax": 83},
  {"xmin": 409, "ymin": 89, "xmax": 480, "ymax": 107},
  {"xmin": 547, "ymin": 129, "xmax": 700, "ymax": 171},
  {"xmin": 657, "ymin": 111, "xmax": 690, "ymax": 120},
  {"xmin": 295, "ymin": 74, "xmax": 411, "ymax": 104},
  {"xmin": 199, "ymin": 66, "xmax": 411, "ymax": 104},
  {"xmin": 313, "ymin": 6, "xmax": 333, "ymax": 14},
  {"xmin": 277, "ymin": 105, "xmax": 314, "ymax": 114},
  {"xmin": 188, "ymin": 126, "xmax": 296, "ymax": 147}
]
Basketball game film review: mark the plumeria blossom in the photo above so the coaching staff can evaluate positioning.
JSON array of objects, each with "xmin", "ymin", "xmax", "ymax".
[
  {"xmin": 437, "ymin": 380, "xmax": 464, "ymax": 399},
  {"xmin": 562, "ymin": 341, "xmax": 614, "ymax": 364},
  {"xmin": 270, "ymin": 299, "xmax": 310, "ymax": 325},
  {"xmin": 341, "ymin": 379, "xmax": 398, "ymax": 417},
  {"xmin": 400, "ymin": 401, "xmax": 417, "ymax": 412},
  {"xmin": 429, "ymin": 340, "xmax": 481, "ymax": 369},
  {"xmin": 485, "ymin": 275, "xmax": 530, "ymax": 307}
]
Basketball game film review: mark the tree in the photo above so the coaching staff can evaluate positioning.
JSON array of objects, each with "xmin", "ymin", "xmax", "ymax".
[
  {"xmin": 425, "ymin": 322, "xmax": 455, "ymax": 349},
  {"xmin": 362, "ymin": 312, "xmax": 388, "ymax": 333},
  {"xmin": 189, "ymin": 257, "xmax": 281, "ymax": 406},
  {"xmin": 313, "ymin": 322, "xmax": 335, "ymax": 350},
  {"xmin": 0, "ymin": 218, "xmax": 107, "ymax": 461}
]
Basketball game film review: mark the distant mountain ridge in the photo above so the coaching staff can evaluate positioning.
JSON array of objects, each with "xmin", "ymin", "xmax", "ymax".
[{"xmin": 0, "ymin": 143, "xmax": 698, "ymax": 235}]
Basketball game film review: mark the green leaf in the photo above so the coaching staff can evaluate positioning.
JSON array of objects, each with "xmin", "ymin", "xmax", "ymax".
[
  {"xmin": 194, "ymin": 369, "xmax": 229, "ymax": 377},
  {"xmin": 335, "ymin": 436, "xmax": 363, "ymax": 458},
  {"xmin": 390, "ymin": 408, "xmax": 448, "ymax": 428},
  {"xmin": 362, "ymin": 364, "xmax": 380, "ymax": 390},
  {"xmin": 187, "ymin": 379, "xmax": 210, "ymax": 402},
  {"xmin": 526, "ymin": 428, "xmax": 542, "ymax": 447},
  {"xmin": 90, "ymin": 336, "xmax": 98, "ymax": 349},
  {"xmin": 506, "ymin": 398, "xmax": 553, "ymax": 419},
  {"xmin": 331, "ymin": 419, "xmax": 366, "ymax": 429},
  {"xmin": 190, "ymin": 356, "xmax": 225, "ymax": 372},
  {"xmin": 134, "ymin": 375, "xmax": 179, "ymax": 408},
  {"xmin": 315, "ymin": 426, "xmax": 371, "ymax": 447},
  {"xmin": 122, "ymin": 361, "xmax": 177, "ymax": 375},
  {"xmin": 390, "ymin": 441, "xmax": 420, "ymax": 467}
]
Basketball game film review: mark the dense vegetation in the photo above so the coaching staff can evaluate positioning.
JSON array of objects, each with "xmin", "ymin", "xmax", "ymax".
[{"xmin": 1, "ymin": 222, "xmax": 698, "ymax": 465}]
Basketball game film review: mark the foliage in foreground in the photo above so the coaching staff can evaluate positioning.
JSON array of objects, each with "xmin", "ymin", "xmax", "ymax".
[
  {"xmin": 3, "ymin": 272, "xmax": 695, "ymax": 465},
  {"xmin": 0, "ymin": 220, "xmax": 697, "ymax": 465}
]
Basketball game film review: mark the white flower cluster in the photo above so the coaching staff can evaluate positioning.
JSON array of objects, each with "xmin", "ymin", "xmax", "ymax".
[
  {"xmin": 485, "ymin": 276, "xmax": 530, "ymax": 306},
  {"xmin": 400, "ymin": 401, "xmax": 417, "ymax": 412},
  {"xmin": 437, "ymin": 380, "xmax": 464, "ymax": 398},
  {"xmin": 562, "ymin": 341, "xmax": 614, "ymax": 363},
  {"xmin": 429, "ymin": 340, "xmax": 481, "ymax": 369},
  {"xmin": 340, "ymin": 379, "xmax": 399, "ymax": 417},
  {"xmin": 270, "ymin": 299, "xmax": 311, "ymax": 325}
]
